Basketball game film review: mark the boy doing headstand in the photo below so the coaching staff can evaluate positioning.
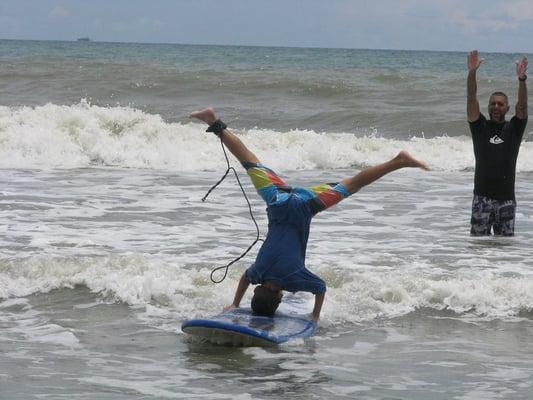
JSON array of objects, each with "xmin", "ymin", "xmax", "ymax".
[{"xmin": 191, "ymin": 107, "xmax": 429, "ymax": 320}]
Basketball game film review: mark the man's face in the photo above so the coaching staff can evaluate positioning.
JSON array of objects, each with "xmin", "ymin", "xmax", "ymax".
[{"xmin": 488, "ymin": 95, "xmax": 510, "ymax": 122}]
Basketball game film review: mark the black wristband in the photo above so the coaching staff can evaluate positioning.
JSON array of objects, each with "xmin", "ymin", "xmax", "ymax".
[
  {"xmin": 519, "ymin": 75, "xmax": 527, "ymax": 82},
  {"xmin": 206, "ymin": 119, "xmax": 227, "ymax": 137}
]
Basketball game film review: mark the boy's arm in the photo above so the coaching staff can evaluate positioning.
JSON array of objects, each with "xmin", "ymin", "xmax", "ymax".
[
  {"xmin": 224, "ymin": 273, "xmax": 250, "ymax": 311},
  {"xmin": 311, "ymin": 292, "xmax": 325, "ymax": 321}
]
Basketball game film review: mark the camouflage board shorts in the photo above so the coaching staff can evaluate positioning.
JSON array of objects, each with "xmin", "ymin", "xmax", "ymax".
[{"xmin": 470, "ymin": 195, "xmax": 516, "ymax": 236}]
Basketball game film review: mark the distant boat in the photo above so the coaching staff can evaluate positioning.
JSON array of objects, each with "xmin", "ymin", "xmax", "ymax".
[{"xmin": 77, "ymin": 37, "xmax": 91, "ymax": 42}]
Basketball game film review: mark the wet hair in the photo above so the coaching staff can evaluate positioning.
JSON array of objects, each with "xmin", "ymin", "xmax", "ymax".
[
  {"xmin": 489, "ymin": 91, "xmax": 509, "ymax": 104},
  {"xmin": 251, "ymin": 286, "xmax": 282, "ymax": 317}
]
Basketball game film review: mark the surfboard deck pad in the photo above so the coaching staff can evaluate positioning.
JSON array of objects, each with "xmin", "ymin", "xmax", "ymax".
[{"xmin": 182, "ymin": 307, "xmax": 316, "ymax": 346}]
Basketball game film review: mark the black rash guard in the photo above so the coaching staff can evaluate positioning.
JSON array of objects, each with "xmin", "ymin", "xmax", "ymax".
[{"xmin": 469, "ymin": 113, "xmax": 527, "ymax": 200}]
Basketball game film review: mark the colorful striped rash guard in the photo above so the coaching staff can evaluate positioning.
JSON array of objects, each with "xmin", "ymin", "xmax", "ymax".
[{"xmin": 242, "ymin": 162, "xmax": 352, "ymax": 295}]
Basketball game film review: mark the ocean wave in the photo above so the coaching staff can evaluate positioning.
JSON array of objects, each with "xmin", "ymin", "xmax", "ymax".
[
  {"xmin": 0, "ymin": 255, "xmax": 225, "ymax": 310},
  {"xmin": 327, "ymin": 270, "xmax": 533, "ymax": 322},
  {"xmin": 2, "ymin": 255, "xmax": 533, "ymax": 322},
  {"xmin": 0, "ymin": 102, "xmax": 532, "ymax": 172}
]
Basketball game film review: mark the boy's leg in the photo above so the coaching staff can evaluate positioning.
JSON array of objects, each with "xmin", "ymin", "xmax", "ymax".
[
  {"xmin": 342, "ymin": 151, "xmax": 429, "ymax": 194},
  {"xmin": 190, "ymin": 107, "xmax": 289, "ymax": 205},
  {"xmin": 305, "ymin": 151, "xmax": 429, "ymax": 214},
  {"xmin": 244, "ymin": 163, "xmax": 292, "ymax": 205},
  {"xmin": 190, "ymin": 107, "xmax": 260, "ymax": 165}
]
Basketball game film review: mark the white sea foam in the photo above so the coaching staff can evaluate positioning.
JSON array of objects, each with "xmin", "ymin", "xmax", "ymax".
[
  {"xmin": 2, "ymin": 129, "xmax": 532, "ymax": 324},
  {"xmin": 2, "ymin": 254, "xmax": 533, "ymax": 323},
  {"xmin": 325, "ymin": 269, "xmax": 533, "ymax": 322},
  {"xmin": 1, "ymin": 102, "xmax": 532, "ymax": 172}
]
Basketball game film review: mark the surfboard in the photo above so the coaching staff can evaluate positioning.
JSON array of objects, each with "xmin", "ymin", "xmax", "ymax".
[{"xmin": 181, "ymin": 307, "xmax": 316, "ymax": 346}]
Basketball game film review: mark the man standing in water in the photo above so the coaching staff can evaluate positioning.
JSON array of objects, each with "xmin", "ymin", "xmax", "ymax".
[
  {"xmin": 190, "ymin": 107, "xmax": 429, "ymax": 320},
  {"xmin": 467, "ymin": 50, "xmax": 528, "ymax": 236}
]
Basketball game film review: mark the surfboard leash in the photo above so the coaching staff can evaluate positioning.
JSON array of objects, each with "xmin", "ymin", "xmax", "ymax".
[{"xmin": 202, "ymin": 135, "xmax": 262, "ymax": 284}]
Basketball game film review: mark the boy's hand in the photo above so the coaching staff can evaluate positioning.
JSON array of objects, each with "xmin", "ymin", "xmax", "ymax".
[{"xmin": 223, "ymin": 304, "xmax": 237, "ymax": 312}]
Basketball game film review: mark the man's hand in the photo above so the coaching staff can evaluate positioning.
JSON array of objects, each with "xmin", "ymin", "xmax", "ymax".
[
  {"xmin": 516, "ymin": 57, "xmax": 528, "ymax": 80},
  {"xmin": 468, "ymin": 50, "xmax": 484, "ymax": 72}
]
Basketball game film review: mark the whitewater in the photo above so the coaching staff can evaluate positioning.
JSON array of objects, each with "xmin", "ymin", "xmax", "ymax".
[{"xmin": 2, "ymin": 40, "xmax": 533, "ymax": 399}]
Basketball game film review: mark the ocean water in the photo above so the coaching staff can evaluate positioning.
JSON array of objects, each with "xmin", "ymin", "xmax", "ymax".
[{"xmin": 1, "ymin": 40, "xmax": 533, "ymax": 399}]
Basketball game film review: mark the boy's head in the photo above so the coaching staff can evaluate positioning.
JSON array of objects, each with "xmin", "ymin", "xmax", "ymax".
[{"xmin": 251, "ymin": 285, "xmax": 282, "ymax": 317}]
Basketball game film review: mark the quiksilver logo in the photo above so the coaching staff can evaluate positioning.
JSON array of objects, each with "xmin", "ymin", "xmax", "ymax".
[{"xmin": 489, "ymin": 135, "xmax": 504, "ymax": 144}]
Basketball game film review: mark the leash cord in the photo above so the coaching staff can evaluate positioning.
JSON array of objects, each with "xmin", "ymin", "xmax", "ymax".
[{"xmin": 202, "ymin": 137, "xmax": 262, "ymax": 283}]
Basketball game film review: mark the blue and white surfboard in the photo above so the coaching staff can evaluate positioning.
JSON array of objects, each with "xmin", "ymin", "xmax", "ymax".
[{"xmin": 182, "ymin": 307, "xmax": 316, "ymax": 346}]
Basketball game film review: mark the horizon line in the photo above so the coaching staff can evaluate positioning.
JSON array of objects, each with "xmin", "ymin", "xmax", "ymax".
[{"xmin": 1, "ymin": 37, "xmax": 531, "ymax": 56}]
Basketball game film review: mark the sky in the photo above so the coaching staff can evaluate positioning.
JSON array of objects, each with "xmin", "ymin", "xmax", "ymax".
[{"xmin": 1, "ymin": 0, "xmax": 533, "ymax": 53}]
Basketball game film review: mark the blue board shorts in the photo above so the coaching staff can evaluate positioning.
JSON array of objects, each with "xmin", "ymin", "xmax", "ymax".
[{"xmin": 242, "ymin": 162, "xmax": 352, "ymax": 295}]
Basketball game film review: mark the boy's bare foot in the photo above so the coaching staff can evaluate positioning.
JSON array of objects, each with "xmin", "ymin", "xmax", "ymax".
[
  {"xmin": 189, "ymin": 107, "xmax": 217, "ymax": 125},
  {"xmin": 396, "ymin": 150, "xmax": 430, "ymax": 170}
]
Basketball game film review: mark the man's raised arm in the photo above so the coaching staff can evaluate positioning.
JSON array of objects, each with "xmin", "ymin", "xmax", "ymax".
[
  {"xmin": 515, "ymin": 57, "xmax": 528, "ymax": 120},
  {"xmin": 467, "ymin": 50, "xmax": 483, "ymax": 122}
]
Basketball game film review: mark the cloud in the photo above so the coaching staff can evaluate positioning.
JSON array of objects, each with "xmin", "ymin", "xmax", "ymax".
[
  {"xmin": 139, "ymin": 17, "xmax": 166, "ymax": 31},
  {"xmin": 450, "ymin": 9, "xmax": 512, "ymax": 34},
  {"xmin": 50, "ymin": 5, "xmax": 69, "ymax": 19},
  {"xmin": 446, "ymin": 1, "xmax": 533, "ymax": 33},
  {"xmin": 0, "ymin": 16, "xmax": 21, "ymax": 35},
  {"xmin": 1, "ymin": 0, "xmax": 531, "ymax": 52},
  {"xmin": 505, "ymin": 1, "xmax": 533, "ymax": 22}
]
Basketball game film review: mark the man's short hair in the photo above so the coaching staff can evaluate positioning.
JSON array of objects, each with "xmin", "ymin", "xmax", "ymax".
[
  {"xmin": 490, "ymin": 91, "xmax": 509, "ymax": 104},
  {"xmin": 251, "ymin": 286, "xmax": 282, "ymax": 317}
]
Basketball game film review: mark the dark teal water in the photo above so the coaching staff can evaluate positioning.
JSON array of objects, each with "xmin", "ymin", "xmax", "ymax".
[
  {"xmin": 0, "ymin": 39, "xmax": 525, "ymax": 73},
  {"xmin": 1, "ymin": 39, "xmax": 529, "ymax": 136}
]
